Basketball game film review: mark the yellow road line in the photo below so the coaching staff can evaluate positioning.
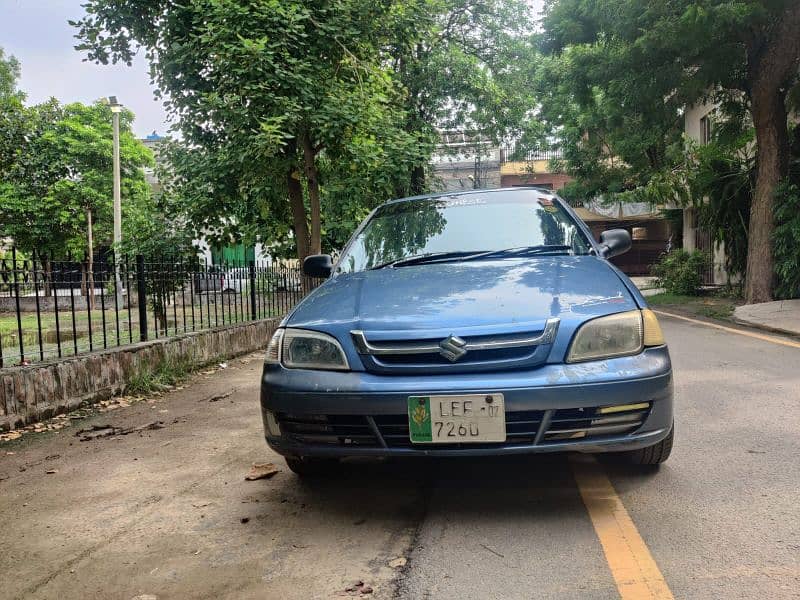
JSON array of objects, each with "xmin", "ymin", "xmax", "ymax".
[
  {"xmin": 571, "ymin": 456, "xmax": 674, "ymax": 600},
  {"xmin": 653, "ymin": 309, "xmax": 800, "ymax": 350}
]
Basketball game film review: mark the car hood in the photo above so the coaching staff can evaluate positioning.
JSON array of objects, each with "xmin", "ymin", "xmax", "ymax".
[{"xmin": 287, "ymin": 256, "xmax": 638, "ymax": 338}]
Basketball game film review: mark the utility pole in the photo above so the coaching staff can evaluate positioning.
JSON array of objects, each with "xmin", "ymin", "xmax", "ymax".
[{"xmin": 109, "ymin": 96, "xmax": 123, "ymax": 303}]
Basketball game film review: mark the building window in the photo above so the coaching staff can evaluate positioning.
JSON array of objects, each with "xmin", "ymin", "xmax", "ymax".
[{"xmin": 700, "ymin": 114, "xmax": 712, "ymax": 145}]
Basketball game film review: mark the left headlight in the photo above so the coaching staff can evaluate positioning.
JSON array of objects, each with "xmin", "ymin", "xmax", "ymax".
[
  {"xmin": 265, "ymin": 328, "xmax": 350, "ymax": 371},
  {"xmin": 567, "ymin": 310, "xmax": 644, "ymax": 363}
]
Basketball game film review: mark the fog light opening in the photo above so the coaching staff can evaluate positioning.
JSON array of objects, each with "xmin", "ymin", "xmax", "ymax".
[
  {"xmin": 265, "ymin": 410, "xmax": 282, "ymax": 437},
  {"xmin": 597, "ymin": 402, "xmax": 650, "ymax": 415}
]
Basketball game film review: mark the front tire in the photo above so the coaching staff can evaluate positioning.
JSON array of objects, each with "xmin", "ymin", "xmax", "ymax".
[
  {"xmin": 285, "ymin": 456, "xmax": 337, "ymax": 477},
  {"xmin": 621, "ymin": 425, "xmax": 674, "ymax": 466}
]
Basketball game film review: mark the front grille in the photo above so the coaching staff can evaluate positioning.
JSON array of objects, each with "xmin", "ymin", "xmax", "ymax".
[
  {"xmin": 277, "ymin": 404, "xmax": 649, "ymax": 449},
  {"xmin": 276, "ymin": 413, "xmax": 379, "ymax": 446},
  {"xmin": 543, "ymin": 405, "xmax": 649, "ymax": 441},
  {"xmin": 352, "ymin": 320, "xmax": 559, "ymax": 374}
]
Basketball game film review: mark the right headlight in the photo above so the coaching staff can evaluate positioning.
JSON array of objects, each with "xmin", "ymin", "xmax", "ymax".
[
  {"xmin": 265, "ymin": 327, "xmax": 350, "ymax": 371},
  {"xmin": 567, "ymin": 309, "xmax": 663, "ymax": 363}
]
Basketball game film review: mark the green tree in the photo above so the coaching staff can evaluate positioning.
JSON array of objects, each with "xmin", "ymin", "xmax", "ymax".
[
  {"xmin": 0, "ymin": 100, "xmax": 153, "ymax": 263},
  {"xmin": 537, "ymin": 0, "xmax": 800, "ymax": 303},
  {"xmin": 0, "ymin": 47, "xmax": 22, "ymax": 101},
  {"xmin": 73, "ymin": 1, "xmax": 539, "ymax": 258},
  {"xmin": 386, "ymin": 0, "xmax": 538, "ymax": 193},
  {"xmin": 0, "ymin": 47, "xmax": 27, "ymax": 178},
  {"xmin": 74, "ymin": 0, "xmax": 425, "ymax": 260}
]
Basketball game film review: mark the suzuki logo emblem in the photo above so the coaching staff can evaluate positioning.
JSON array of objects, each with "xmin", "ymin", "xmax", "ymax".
[{"xmin": 439, "ymin": 335, "xmax": 468, "ymax": 362}]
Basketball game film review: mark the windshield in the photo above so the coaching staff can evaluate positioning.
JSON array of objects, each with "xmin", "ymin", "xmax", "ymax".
[{"xmin": 336, "ymin": 191, "xmax": 592, "ymax": 273}]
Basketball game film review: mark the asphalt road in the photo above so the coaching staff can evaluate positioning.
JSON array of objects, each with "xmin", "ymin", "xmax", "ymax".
[{"xmin": 1, "ymin": 314, "xmax": 799, "ymax": 599}]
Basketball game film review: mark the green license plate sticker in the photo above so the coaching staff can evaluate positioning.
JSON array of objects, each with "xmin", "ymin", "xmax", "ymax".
[{"xmin": 408, "ymin": 396, "xmax": 433, "ymax": 442}]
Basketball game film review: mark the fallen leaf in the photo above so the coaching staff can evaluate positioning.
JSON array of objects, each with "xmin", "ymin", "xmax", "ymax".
[
  {"xmin": 245, "ymin": 462, "xmax": 280, "ymax": 481},
  {"xmin": 342, "ymin": 581, "xmax": 373, "ymax": 596},
  {"xmin": 76, "ymin": 421, "xmax": 165, "ymax": 441},
  {"xmin": 218, "ymin": 362, "xmax": 228, "ymax": 369},
  {"xmin": 45, "ymin": 469, "xmax": 57, "ymax": 474},
  {"xmin": 388, "ymin": 557, "xmax": 407, "ymax": 569},
  {"xmin": 240, "ymin": 517, "xmax": 250, "ymax": 524},
  {"xmin": 207, "ymin": 391, "xmax": 233, "ymax": 402}
]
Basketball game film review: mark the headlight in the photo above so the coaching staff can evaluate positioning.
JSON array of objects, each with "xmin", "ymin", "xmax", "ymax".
[
  {"xmin": 641, "ymin": 309, "xmax": 665, "ymax": 346},
  {"xmin": 265, "ymin": 328, "xmax": 284, "ymax": 364},
  {"xmin": 567, "ymin": 310, "xmax": 644, "ymax": 363},
  {"xmin": 265, "ymin": 328, "xmax": 350, "ymax": 371}
]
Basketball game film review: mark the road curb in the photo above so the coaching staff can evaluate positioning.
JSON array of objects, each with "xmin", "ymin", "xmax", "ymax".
[{"xmin": 730, "ymin": 317, "xmax": 800, "ymax": 340}]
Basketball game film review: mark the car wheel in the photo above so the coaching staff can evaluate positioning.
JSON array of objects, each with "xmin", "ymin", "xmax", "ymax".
[
  {"xmin": 622, "ymin": 424, "xmax": 674, "ymax": 466},
  {"xmin": 284, "ymin": 456, "xmax": 337, "ymax": 477}
]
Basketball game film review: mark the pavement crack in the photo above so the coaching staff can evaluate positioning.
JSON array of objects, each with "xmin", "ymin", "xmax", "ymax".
[
  {"xmin": 479, "ymin": 543, "xmax": 505, "ymax": 558},
  {"xmin": 390, "ymin": 466, "xmax": 437, "ymax": 600}
]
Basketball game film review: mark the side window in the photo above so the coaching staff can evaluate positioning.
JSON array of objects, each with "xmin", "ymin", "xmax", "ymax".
[{"xmin": 700, "ymin": 114, "xmax": 712, "ymax": 145}]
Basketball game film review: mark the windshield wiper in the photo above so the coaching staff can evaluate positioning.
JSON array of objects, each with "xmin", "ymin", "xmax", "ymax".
[
  {"xmin": 368, "ymin": 245, "xmax": 574, "ymax": 270},
  {"xmin": 459, "ymin": 245, "xmax": 574, "ymax": 262},
  {"xmin": 368, "ymin": 251, "xmax": 481, "ymax": 270}
]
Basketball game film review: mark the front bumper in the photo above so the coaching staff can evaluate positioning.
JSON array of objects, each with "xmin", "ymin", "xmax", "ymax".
[{"xmin": 260, "ymin": 346, "xmax": 673, "ymax": 457}]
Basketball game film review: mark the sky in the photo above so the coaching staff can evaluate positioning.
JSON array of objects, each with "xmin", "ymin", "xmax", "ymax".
[
  {"xmin": 0, "ymin": 0, "xmax": 546, "ymax": 139},
  {"xmin": 0, "ymin": 0, "xmax": 169, "ymax": 137}
]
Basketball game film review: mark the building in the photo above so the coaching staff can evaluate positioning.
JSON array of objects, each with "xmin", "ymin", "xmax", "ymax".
[
  {"xmin": 682, "ymin": 100, "xmax": 729, "ymax": 285},
  {"xmin": 575, "ymin": 202, "xmax": 674, "ymax": 276},
  {"xmin": 430, "ymin": 131, "xmax": 501, "ymax": 191},
  {"xmin": 140, "ymin": 131, "xmax": 164, "ymax": 198},
  {"xmin": 498, "ymin": 145, "xmax": 572, "ymax": 190}
]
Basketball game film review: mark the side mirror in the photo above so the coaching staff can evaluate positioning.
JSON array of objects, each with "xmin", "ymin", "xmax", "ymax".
[
  {"xmin": 303, "ymin": 254, "xmax": 333, "ymax": 278},
  {"xmin": 599, "ymin": 229, "xmax": 632, "ymax": 258}
]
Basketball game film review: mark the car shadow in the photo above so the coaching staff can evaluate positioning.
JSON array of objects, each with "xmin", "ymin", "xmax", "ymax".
[{"xmin": 252, "ymin": 453, "xmax": 648, "ymax": 523}]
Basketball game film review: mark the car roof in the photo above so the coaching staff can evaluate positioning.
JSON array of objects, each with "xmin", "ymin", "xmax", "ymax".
[{"xmin": 380, "ymin": 186, "xmax": 559, "ymax": 208}]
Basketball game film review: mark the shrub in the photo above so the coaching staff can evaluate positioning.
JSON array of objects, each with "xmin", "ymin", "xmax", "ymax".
[{"xmin": 651, "ymin": 250, "xmax": 709, "ymax": 295}]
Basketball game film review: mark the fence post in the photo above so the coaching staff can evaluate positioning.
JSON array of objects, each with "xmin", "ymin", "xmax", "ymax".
[
  {"xmin": 249, "ymin": 260, "xmax": 257, "ymax": 320},
  {"xmin": 11, "ymin": 247, "xmax": 25, "ymax": 364},
  {"xmin": 136, "ymin": 254, "xmax": 148, "ymax": 342}
]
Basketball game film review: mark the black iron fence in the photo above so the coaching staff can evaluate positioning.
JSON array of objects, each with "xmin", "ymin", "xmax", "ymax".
[
  {"xmin": 500, "ymin": 144, "xmax": 563, "ymax": 163},
  {"xmin": 0, "ymin": 248, "xmax": 320, "ymax": 367}
]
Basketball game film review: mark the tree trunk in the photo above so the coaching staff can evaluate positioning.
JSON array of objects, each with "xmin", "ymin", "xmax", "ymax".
[
  {"xmin": 301, "ymin": 131, "xmax": 322, "ymax": 255},
  {"xmin": 287, "ymin": 167, "xmax": 311, "ymax": 261},
  {"xmin": 743, "ymin": 3, "xmax": 800, "ymax": 304},
  {"xmin": 42, "ymin": 255, "xmax": 52, "ymax": 297},
  {"xmin": 745, "ymin": 90, "xmax": 789, "ymax": 303},
  {"xmin": 410, "ymin": 164, "xmax": 426, "ymax": 196}
]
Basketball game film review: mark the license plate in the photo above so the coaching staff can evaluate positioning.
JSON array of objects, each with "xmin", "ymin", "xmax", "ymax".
[{"xmin": 407, "ymin": 394, "xmax": 506, "ymax": 444}]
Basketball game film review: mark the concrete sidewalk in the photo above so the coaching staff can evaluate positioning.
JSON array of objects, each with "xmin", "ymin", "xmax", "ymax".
[
  {"xmin": 629, "ymin": 276, "xmax": 664, "ymax": 297},
  {"xmin": 734, "ymin": 299, "xmax": 800, "ymax": 337}
]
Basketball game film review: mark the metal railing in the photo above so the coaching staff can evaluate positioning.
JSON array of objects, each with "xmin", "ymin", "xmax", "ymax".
[
  {"xmin": 0, "ymin": 248, "xmax": 320, "ymax": 367},
  {"xmin": 500, "ymin": 145, "xmax": 563, "ymax": 163}
]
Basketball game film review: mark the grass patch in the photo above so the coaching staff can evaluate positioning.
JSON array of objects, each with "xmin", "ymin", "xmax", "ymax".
[
  {"xmin": 0, "ymin": 313, "xmax": 55, "ymax": 335},
  {"xmin": 645, "ymin": 293, "xmax": 698, "ymax": 306},
  {"xmin": 126, "ymin": 355, "xmax": 195, "ymax": 395},
  {"xmin": 696, "ymin": 303, "xmax": 735, "ymax": 320},
  {"xmin": 646, "ymin": 291, "xmax": 740, "ymax": 322}
]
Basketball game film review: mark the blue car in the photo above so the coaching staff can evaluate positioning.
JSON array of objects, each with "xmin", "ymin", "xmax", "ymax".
[{"xmin": 260, "ymin": 188, "xmax": 673, "ymax": 475}]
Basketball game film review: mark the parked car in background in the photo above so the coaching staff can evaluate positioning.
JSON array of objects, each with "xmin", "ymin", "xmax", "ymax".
[{"xmin": 260, "ymin": 188, "xmax": 673, "ymax": 475}]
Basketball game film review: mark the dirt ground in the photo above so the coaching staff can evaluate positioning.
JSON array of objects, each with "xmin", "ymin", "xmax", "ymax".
[{"xmin": 0, "ymin": 353, "xmax": 419, "ymax": 600}]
